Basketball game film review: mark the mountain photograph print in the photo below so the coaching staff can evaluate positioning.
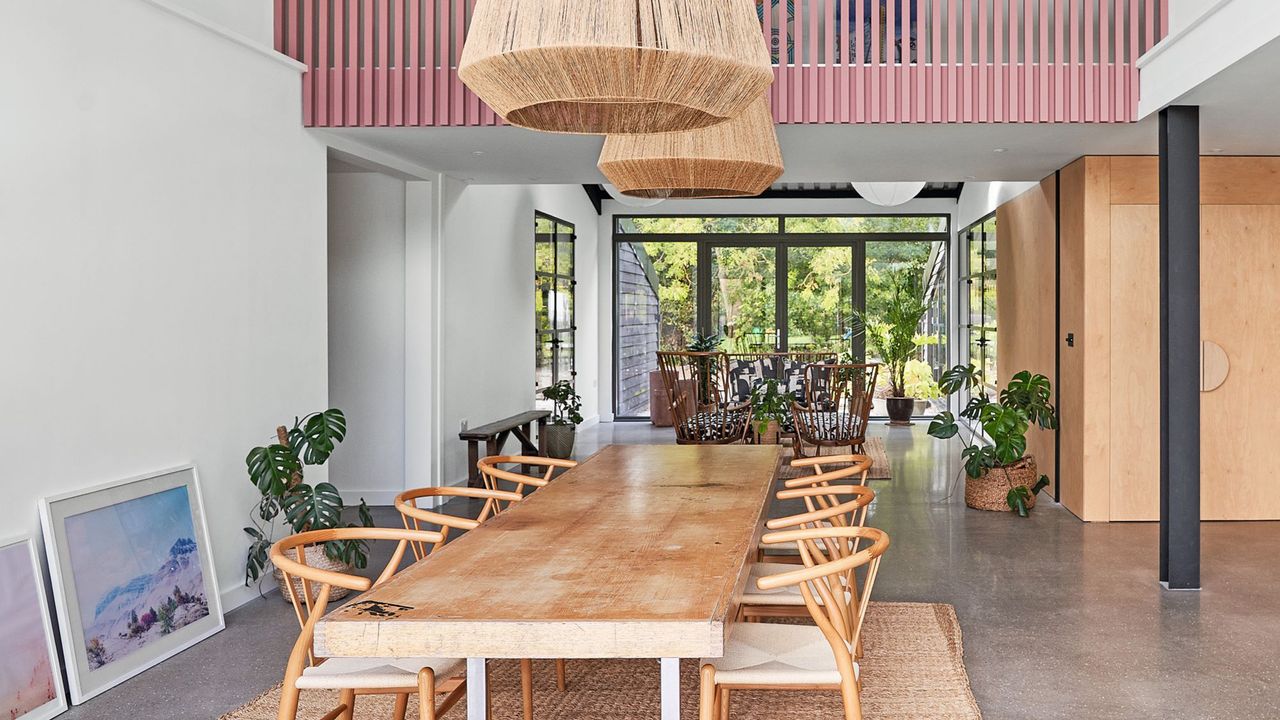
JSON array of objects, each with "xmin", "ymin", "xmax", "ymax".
[
  {"xmin": 41, "ymin": 466, "xmax": 223, "ymax": 704},
  {"xmin": 0, "ymin": 537, "xmax": 66, "ymax": 720},
  {"xmin": 65, "ymin": 486, "xmax": 209, "ymax": 670}
]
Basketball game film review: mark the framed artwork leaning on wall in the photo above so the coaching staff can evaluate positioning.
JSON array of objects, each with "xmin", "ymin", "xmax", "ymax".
[
  {"xmin": 40, "ymin": 465, "xmax": 225, "ymax": 704},
  {"xmin": 0, "ymin": 535, "xmax": 67, "ymax": 720}
]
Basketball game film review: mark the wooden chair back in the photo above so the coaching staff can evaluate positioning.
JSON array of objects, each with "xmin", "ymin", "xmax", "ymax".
[
  {"xmin": 656, "ymin": 351, "xmax": 752, "ymax": 444},
  {"xmin": 271, "ymin": 527, "xmax": 442, "ymax": 669},
  {"xmin": 476, "ymin": 456, "xmax": 578, "ymax": 510},
  {"xmin": 395, "ymin": 486, "xmax": 525, "ymax": 560},
  {"xmin": 756, "ymin": 526, "xmax": 890, "ymax": 684},
  {"xmin": 791, "ymin": 363, "xmax": 879, "ymax": 449},
  {"xmin": 768, "ymin": 484, "xmax": 875, "ymax": 532},
  {"xmin": 783, "ymin": 454, "xmax": 874, "ymax": 490}
]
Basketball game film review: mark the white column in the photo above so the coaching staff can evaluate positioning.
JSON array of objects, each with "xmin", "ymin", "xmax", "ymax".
[{"xmin": 467, "ymin": 658, "xmax": 487, "ymax": 720}]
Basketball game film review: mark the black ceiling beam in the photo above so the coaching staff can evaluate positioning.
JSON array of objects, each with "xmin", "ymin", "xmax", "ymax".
[
  {"xmin": 757, "ymin": 185, "xmax": 962, "ymax": 200},
  {"xmin": 582, "ymin": 184, "xmax": 604, "ymax": 215}
]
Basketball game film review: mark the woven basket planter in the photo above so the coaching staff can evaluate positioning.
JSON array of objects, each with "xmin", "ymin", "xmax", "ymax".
[
  {"xmin": 965, "ymin": 456, "xmax": 1039, "ymax": 512},
  {"xmin": 459, "ymin": 0, "xmax": 773, "ymax": 134},
  {"xmin": 598, "ymin": 96, "xmax": 783, "ymax": 199},
  {"xmin": 273, "ymin": 544, "xmax": 354, "ymax": 603}
]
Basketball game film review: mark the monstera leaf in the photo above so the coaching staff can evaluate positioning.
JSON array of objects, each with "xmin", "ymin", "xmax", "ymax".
[
  {"xmin": 927, "ymin": 411, "xmax": 959, "ymax": 439},
  {"xmin": 297, "ymin": 409, "xmax": 348, "ymax": 465},
  {"xmin": 246, "ymin": 444, "xmax": 301, "ymax": 496},
  {"xmin": 282, "ymin": 482, "xmax": 344, "ymax": 532}
]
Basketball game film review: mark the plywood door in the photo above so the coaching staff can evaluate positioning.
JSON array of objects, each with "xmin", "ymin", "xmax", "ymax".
[
  {"xmin": 1108, "ymin": 205, "xmax": 1160, "ymax": 521},
  {"xmin": 1057, "ymin": 159, "xmax": 1087, "ymax": 518},
  {"xmin": 996, "ymin": 176, "xmax": 1058, "ymax": 494},
  {"xmin": 1201, "ymin": 205, "xmax": 1280, "ymax": 520}
]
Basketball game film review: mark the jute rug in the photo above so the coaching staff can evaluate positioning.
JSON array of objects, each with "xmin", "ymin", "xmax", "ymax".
[
  {"xmin": 777, "ymin": 437, "xmax": 892, "ymax": 482},
  {"xmin": 222, "ymin": 602, "xmax": 980, "ymax": 720}
]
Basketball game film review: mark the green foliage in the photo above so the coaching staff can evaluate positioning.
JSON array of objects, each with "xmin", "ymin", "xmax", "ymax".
[
  {"xmin": 855, "ymin": 270, "xmax": 932, "ymax": 397},
  {"xmin": 929, "ymin": 366, "xmax": 1059, "ymax": 517},
  {"xmin": 243, "ymin": 409, "xmax": 371, "ymax": 585},
  {"xmin": 542, "ymin": 380, "xmax": 584, "ymax": 426},
  {"xmin": 903, "ymin": 359, "xmax": 942, "ymax": 400},
  {"xmin": 686, "ymin": 332, "xmax": 723, "ymax": 352},
  {"xmin": 750, "ymin": 379, "xmax": 791, "ymax": 436}
]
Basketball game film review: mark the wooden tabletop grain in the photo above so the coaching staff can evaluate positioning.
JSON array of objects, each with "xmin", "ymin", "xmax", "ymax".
[{"xmin": 314, "ymin": 444, "xmax": 782, "ymax": 659}]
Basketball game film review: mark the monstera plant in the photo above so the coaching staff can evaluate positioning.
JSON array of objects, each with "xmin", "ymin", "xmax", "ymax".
[
  {"xmin": 928, "ymin": 366, "xmax": 1058, "ymax": 517},
  {"xmin": 243, "ymin": 408, "xmax": 373, "ymax": 586}
]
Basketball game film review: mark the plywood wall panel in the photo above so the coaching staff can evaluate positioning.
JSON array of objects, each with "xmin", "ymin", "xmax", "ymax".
[
  {"xmin": 1108, "ymin": 205, "xmax": 1161, "ymax": 521},
  {"xmin": 1107, "ymin": 156, "xmax": 1280, "ymax": 206},
  {"xmin": 997, "ymin": 176, "xmax": 1059, "ymax": 495},
  {"xmin": 1081, "ymin": 157, "xmax": 1113, "ymax": 522},
  {"xmin": 1057, "ymin": 158, "xmax": 1087, "ymax": 519},
  {"xmin": 1200, "ymin": 205, "xmax": 1280, "ymax": 520}
]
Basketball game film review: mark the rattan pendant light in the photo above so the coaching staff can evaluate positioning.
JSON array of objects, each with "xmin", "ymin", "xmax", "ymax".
[
  {"xmin": 458, "ymin": 0, "xmax": 773, "ymax": 135},
  {"xmin": 598, "ymin": 96, "xmax": 784, "ymax": 199}
]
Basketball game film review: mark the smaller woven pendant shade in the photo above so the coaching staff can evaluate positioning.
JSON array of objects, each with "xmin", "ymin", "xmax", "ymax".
[
  {"xmin": 598, "ymin": 96, "xmax": 784, "ymax": 199},
  {"xmin": 458, "ymin": 0, "xmax": 773, "ymax": 134}
]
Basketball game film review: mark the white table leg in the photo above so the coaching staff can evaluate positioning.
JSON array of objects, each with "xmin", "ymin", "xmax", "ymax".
[
  {"xmin": 467, "ymin": 658, "xmax": 487, "ymax": 720},
  {"xmin": 660, "ymin": 657, "xmax": 680, "ymax": 720}
]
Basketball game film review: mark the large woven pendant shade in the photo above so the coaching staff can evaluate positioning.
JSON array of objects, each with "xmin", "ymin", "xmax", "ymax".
[
  {"xmin": 598, "ymin": 96, "xmax": 784, "ymax": 199},
  {"xmin": 458, "ymin": 0, "xmax": 773, "ymax": 135}
]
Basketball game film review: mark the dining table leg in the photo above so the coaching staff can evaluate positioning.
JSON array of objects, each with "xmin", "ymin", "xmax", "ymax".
[
  {"xmin": 660, "ymin": 657, "xmax": 680, "ymax": 720},
  {"xmin": 467, "ymin": 658, "xmax": 487, "ymax": 720}
]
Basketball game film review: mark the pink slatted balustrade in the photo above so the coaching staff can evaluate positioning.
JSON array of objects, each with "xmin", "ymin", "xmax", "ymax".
[{"xmin": 275, "ymin": 0, "xmax": 1168, "ymax": 128}]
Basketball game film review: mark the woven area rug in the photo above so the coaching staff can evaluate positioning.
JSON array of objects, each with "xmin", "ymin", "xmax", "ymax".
[
  {"xmin": 222, "ymin": 602, "xmax": 980, "ymax": 720},
  {"xmin": 777, "ymin": 437, "xmax": 892, "ymax": 481}
]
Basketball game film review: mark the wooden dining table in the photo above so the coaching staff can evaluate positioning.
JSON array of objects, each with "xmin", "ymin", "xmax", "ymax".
[{"xmin": 314, "ymin": 443, "xmax": 783, "ymax": 720}]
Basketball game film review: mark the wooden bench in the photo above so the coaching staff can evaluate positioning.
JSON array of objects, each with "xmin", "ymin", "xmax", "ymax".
[{"xmin": 458, "ymin": 410, "xmax": 550, "ymax": 487}]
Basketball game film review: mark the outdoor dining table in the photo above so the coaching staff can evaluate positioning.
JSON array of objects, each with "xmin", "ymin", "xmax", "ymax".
[{"xmin": 314, "ymin": 443, "xmax": 783, "ymax": 720}]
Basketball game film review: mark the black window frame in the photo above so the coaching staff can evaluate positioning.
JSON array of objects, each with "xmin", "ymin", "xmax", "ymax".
[{"xmin": 535, "ymin": 211, "xmax": 576, "ymax": 402}]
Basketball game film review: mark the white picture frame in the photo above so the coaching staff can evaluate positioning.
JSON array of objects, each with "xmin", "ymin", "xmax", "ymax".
[
  {"xmin": 0, "ymin": 535, "xmax": 68, "ymax": 720},
  {"xmin": 40, "ymin": 465, "xmax": 225, "ymax": 704}
]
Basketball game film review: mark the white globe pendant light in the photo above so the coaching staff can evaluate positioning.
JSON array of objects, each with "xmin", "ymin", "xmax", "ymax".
[
  {"xmin": 602, "ymin": 183, "xmax": 668, "ymax": 208},
  {"xmin": 852, "ymin": 182, "xmax": 927, "ymax": 207}
]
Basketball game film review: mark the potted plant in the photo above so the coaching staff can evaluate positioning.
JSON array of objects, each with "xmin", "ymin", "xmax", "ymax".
[
  {"xmin": 749, "ymin": 378, "xmax": 791, "ymax": 444},
  {"xmin": 856, "ymin": 272, "xmax": 934, "ymax": 426},
  {"xmin": 927, "ymin": 365, "xmax": 1058, "ymax": 516},
  {"xmin": 904, "ymin": 359, "xmax": 943, "ymax": 416},
  {"xmin": 541, "ymin": 380, "xmax": 583, "ymax": 459},
  {"xmin": 243, "ymin": 408, "xmax": 373, "ymax": 600}
]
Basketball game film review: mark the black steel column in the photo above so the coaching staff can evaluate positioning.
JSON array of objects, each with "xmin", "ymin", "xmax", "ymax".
[{"xmin": 1159, "ymin": 105, "xmax": 1201, "ymax": 590}]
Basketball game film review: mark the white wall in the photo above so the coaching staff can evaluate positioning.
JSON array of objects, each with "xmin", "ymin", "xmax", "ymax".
[
  {"xmin": 0, "ymin": 0, "xmax": 328, "ymax": 610},
  {"xmin": 437, "ymin": 181, "xmax": 600, "ymax": 485},
  {"xmin": 955, "ymin": 181, "xmax": 1041, "ymax": 229},
  {"xmin": 328, "ymin": 171, "xmax": 408, "ymax": 503},
  {"xmin": 1169, "ymin": 0, "xmax": 1223, "ymax": 34}
]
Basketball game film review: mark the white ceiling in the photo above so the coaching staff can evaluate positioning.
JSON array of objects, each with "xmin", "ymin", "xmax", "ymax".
[{"xmin": 321, "ymin": 36, "xmax": 1280, "ymax": 185}]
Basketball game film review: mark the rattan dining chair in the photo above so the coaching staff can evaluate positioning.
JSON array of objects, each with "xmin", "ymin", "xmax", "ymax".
[
  {"xmin": 656, "ymin": 351, "xmax": 753, "ymax": 444},
  {"xmin": 477, "ymin": 455, "xmax": 579, "ymax": 510},
  {"xmin": 271, "ymin": 527, "xmax": 467, "ymax": 720},
  {"xmin": 700, "ymin": 526, "xmax": 891, "ymax": 720},
  {"xmin": 791, "ymin": 363, "xmax": 878, "ymax": 458},
  {"xmin": 741, "ymin": 484, "xmax": 875, "ymax": 625},
  {"xmin": 759, "ymin": 454, "xmax": 873, "ymax": 564}
]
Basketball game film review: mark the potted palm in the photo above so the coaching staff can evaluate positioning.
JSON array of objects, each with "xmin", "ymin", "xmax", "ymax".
[
  {"xmin": 243, "ymin": 408, "xmax": 374, "ymax": 599},
  {"xmin": 856, "ymin": 273, "xmax": 934, "ymax": 425},
  {"xmin": 927, "ymin": 366, "xmax": 1058, "ymax": 516},
  {"xmin": 541, "ymin": 380, "xmax": 583, "ymax": 459}
]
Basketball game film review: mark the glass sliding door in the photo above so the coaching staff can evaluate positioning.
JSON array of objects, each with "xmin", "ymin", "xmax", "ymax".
[
  {"xmin": 786, "ymin": 245, "xmax": 855, "ymax": 355},
  {"xmin": 612, "ymin": 214, "xmax": 951, "ymax": 419},
  {"xmin": 709, "ymin": 245, "xmax": 778, "ymax": 353}
]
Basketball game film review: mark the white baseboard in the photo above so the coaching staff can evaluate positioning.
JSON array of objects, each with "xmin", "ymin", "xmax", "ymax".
[
  {"xmin": 579, "ymin": 415, "xmax": 601, "ymax": 430},
  {"xmin": 220, "ymin": 581, "xmax": 276, "ymax": 612},
  {"xmin": 343, "ymin": 490, "xmax": 403, "ymax": 506}
]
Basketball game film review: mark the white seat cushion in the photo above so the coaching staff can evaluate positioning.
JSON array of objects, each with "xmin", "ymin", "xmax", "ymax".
[
  {"xmin": 741, "ymin": 562, "xmax": 809, "ymax": 606},
  {"xmin": 295, "ymin": 656, "xmax": 464, "ymax": 690},
  {"xmin": 702, "ymin": 623, "xmax": 856, "ymax": 686}
]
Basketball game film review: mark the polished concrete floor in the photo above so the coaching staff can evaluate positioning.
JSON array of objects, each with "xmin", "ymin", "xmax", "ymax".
[{"xmin": 58, "ymin": 422, "xmax": 1280, "ymax": 719}]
